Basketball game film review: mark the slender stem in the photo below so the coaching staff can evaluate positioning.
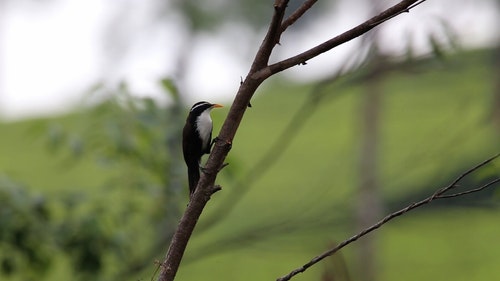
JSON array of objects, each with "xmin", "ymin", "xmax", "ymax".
[{"xmin": 277, "ymin": 154, "xmax": 500, "ymax": 281}]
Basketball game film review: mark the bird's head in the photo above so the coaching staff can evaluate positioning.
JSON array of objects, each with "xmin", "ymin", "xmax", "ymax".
[
  {"xmin": 189, "ymin": 101, "xmax": 223, "ymax": 116},
  {"xmin": 187, "ymin": 101, "xmax": 223, "ymax": 127}
]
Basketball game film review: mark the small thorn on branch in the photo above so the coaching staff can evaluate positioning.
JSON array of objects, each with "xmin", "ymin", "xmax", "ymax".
[
  {"xmin": 219, "ymin": 162, "xmax": 230, "ymax": 172},
  {"xmin": 212, "ymin": 185, "xmax": 223, "ymax": 194},
  {"xmin": 202, "ymin": 184, "xmax": 222, "ymax": 198}
]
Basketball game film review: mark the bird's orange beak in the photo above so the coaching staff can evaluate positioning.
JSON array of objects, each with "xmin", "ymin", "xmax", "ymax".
[{"xmin": 212, "ymin": 104, "xmax": 223, "ymax": 108}]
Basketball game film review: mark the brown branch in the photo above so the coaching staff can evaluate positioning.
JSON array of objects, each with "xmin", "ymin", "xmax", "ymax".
[
  {"xmin": 280, "ymin": 0, "xmax": 318, "ymax": 34},
  {"xmin": 249, "ymin": 0, "xmax": 290, "ymax": 72},
  {"xmin": 253, "ymin": 0, "xmax": 427, "ymax": 80},
  {"xmin": 276, "ymin": 153, "xmax": 500, "ymax": 281},
  {"xmin": 436, "ymin": 178, "xmax": 500, "ymax": 199}
]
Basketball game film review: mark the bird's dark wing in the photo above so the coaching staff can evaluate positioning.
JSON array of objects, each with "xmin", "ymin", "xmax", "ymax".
[{"xmin": 183, "ymin": 120, "xmax": 203, "ymax": 194}]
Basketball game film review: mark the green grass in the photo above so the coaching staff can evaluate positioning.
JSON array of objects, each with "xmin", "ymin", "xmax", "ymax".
[
  {"xmin": 1, "ymin": 49, "xmax": 499, "ymax": 280},
  {"xmin": 381, "ymin": 209, "xmax": 500, "ymax": 281},
  {"xmin": 0, "ymin": 117, "xmax": 115, "ymax": 192}
]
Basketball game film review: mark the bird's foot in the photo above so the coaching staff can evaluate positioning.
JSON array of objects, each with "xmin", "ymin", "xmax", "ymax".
[
  {"xmin": 210, "ymin": 137, "xmax": 217, "ymax": 150},
  {"xmin": 200, "ymin": 165, "xmax": 208, "ymax": 174}
]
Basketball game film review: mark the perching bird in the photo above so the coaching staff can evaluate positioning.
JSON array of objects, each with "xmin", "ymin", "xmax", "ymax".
[{"xmin": 182, "ymin": 101, "xmax": 223, "ymax": 194}]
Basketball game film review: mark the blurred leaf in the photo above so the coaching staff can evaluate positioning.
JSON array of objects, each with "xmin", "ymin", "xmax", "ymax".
[
  {"xmin": 437, "ymin": 17, "xmax": 461, "ymax": 52},
  {"xmin": 46, "ymin": 124, "xmax": 66, "ymax": 152},
  {"xmin": 0, "ymin": 176, "xmax": 53, "ymax": 277},
  {"xmin": 429, "ymin": 33, "xmax": 446, "ymax": 60},
  {"xmin": 173, "ymin": 0, "xmax": 324, "ymax": 31},
  {"xmin": 160, "ymin": 78, "xmax": 180, "ymax": 102}
]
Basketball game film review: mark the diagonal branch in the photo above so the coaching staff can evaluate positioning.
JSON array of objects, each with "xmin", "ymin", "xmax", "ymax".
[
  {"xmin": 249, "ymin": 0, "xmax": 290, "ymax": 72},
  {"xmin": 253, "ymin": 0, "xmax": 427, "ymax": 80},
  {"xmin": 436, "ymin": 178, "xmax": 500, "ymax": 199},
  {"xmin": 277, "ymin": 153, "xmax": 500, "ymax": 281},
  {"xmin": 280, "ymin": 0, "xmax": 319, "ymax": 34}
]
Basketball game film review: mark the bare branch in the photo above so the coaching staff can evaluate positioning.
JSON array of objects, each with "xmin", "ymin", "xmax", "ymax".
[
  {"xmin": 277, "ymin": 153, "xmax": 500, "ymax": 281},
  {"xmin": 249, "ymin": 0, "xmax": 290, "ymax": 72},
  {"xmin": 280, "ymin": 0, "xmax": 318, "ymax": 34},
  {"xmin": 368, "ymin": 0, "xmax": 427, "ymax": 27},
  {"xmin": 436, "ymin": 178, "xmax": 500, "ymax": 199},
  {"xmin": 254, "ymin": 0, "xmax": 427, "ymax": 80}
]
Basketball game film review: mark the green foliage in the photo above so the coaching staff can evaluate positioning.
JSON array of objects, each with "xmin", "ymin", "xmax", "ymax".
[
  {"xmin": 0, "ymin": 50, "xmax": 498, "ymax": 281},
  {"xmin": 0, "ymin": 78, "xmax": 187, "ymax": 280},
  {"xmin": 0, "ymin": 176, "xmax": 51, "ymax": 276},
  {"xmin": 173, "ymin": 0, "xmax": 325, "ymax": 31}
]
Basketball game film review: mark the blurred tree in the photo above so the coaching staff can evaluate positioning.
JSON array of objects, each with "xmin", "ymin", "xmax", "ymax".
[
  {"xmin": 0, "ymin": 80, "xmax": 184, "ymax": 280},
  {"xmin": 0, "ymin": 176, "xmax": 51, "ymax": 278},
  {"xmin": 492, "ymin": 0, "xmax": 500, "ymax": 132},
  {"xmin": 494, "ymin": 45, "xmax": 500, "ymax": 132},
  {"xmin": 351, "ymin": 1, "xmax": 468, "ymax": 279},
  {"xmin": 55, "ymin": 81, "xmax": 183, "ymax": 279},
  {"xmin": 356, "ymin": 49, "xmax": 383, "ymax": 281},
  {"xmin": 0, "ymin": 0, "xmax": 4, "ymax": 115}
]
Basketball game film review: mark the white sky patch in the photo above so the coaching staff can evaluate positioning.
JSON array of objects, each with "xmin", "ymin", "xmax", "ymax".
[
  {"xmin": 183, "ymin": 33, "xmax": 250, "ymax": 104},
  {"xmin": 0, "ymin": 0, "xmax": 498, "ymax": 120},
  {"xmin": 1, "ymin": 0, "xmax": 105, "ymax": 119}
]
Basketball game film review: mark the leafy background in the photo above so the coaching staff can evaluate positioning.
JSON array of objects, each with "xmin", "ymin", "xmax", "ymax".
[{"xmin": 1, "ymin": 47, "xmax": 499, "ymax": 280}]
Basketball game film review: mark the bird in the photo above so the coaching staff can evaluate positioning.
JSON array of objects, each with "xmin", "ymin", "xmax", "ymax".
[{"xmin": 182, "ymin": 101, "xmax": 223, "ymax": 195}]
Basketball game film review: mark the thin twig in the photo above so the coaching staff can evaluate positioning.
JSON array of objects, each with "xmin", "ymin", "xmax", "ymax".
[
  {"xmin": 277, "ymin": 153, "xmax": 500, "ymax": 281},
  {"xmin": 280, "ymin": 0, "xmax": 318, "ymax": 34},
  {"xmin": 368, "ymin": 0, "xmax": 427, "ymax": 27},
  {"xmin": 436, "ymin": 178, "xmax": 500, "ymax": 199}
]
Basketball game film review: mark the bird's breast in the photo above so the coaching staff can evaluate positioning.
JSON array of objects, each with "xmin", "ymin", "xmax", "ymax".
[{"xmin": 196, "ymin": 110, "xmax": 213, "ymax": 149}]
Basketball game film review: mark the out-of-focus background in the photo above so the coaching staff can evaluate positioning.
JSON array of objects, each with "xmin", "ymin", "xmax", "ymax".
[{"xmin": 0, "ymin": 0, "xmax": 499, "ymax": 280}]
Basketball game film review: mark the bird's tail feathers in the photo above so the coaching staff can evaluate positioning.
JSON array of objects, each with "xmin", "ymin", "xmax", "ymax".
[{"xmin": 188, "ymin": 166, "xmax": 200, "ymax": 194}]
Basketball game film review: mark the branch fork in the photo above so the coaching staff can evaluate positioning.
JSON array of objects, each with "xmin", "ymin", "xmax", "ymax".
[
  {"xmin": 276, "ymin": 153, "xmax": 500, "ymax": 281},
  {"xmin": 157, "ymin": 1, "xmax": 433, "ymax": 280}
]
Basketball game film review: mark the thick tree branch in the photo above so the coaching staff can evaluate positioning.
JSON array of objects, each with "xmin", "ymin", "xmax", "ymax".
[{"xmin": 277, "ymin": 153, "xmax": 500, "ymax": 281}]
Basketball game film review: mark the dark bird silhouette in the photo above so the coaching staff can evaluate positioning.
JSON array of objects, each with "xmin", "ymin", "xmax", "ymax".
[{"xmin": 182, "ymin": 101, "xmax": 223, "ymax": 194}]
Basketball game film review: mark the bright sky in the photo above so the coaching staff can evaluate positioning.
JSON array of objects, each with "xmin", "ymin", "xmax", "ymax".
[{"xmin": 0, "ymin": 0, "xmax": 498, "ymax": 120}]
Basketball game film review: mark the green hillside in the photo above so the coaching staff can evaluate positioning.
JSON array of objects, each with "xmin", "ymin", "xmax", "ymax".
[{"xmin": 0, "ymin": 49, "xmax": 499, "ymax": 281}]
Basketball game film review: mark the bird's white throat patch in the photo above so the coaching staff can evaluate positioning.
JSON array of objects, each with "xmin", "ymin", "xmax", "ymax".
[{"xmin": 196, "ymin": 109, "xmax": 213, "ymax": 148}]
